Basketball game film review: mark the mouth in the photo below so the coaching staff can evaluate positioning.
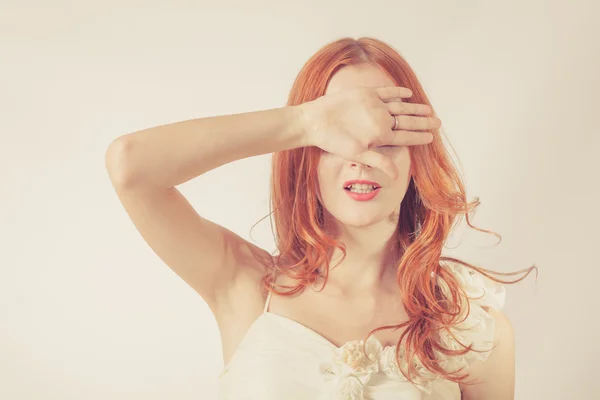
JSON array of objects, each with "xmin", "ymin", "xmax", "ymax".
[
  {"xmin": 342, "ymin": 180, "xmax": 382, "ymax": 201},
  {"xmin": 342, "ymin": 180, "xmax": 381, "ymax": 191},
  {"xmin": 344, "ymin": 185, "xmax": 381, "ymax": 201}
]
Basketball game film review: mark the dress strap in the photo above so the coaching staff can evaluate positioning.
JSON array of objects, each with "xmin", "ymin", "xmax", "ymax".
[
  {"xmin": 262, "ymin": 288, "xmax": 273, "ymax": 314},
  {"xmin": 263, "ymin": 269, "xmax": 278, "ymax": 314}
]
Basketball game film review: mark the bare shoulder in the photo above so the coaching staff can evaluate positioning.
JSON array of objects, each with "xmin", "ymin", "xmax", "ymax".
[
  {"xmin": 460, "ymin": 307, "xmax": 515, "ymax": 400},
  {"xmin": 486, "ymin": 307, "xmax": 514, "ymax": 336}
]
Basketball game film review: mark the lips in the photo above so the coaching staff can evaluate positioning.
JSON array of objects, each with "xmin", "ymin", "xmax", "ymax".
[{"xmin": 342, "ymin": 179, "xmax": 381, "ymax": 189}]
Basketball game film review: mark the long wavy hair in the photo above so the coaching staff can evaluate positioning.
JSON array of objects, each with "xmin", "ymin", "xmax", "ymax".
[{"xmin": 253, "ymin": 36, "xmax": 538, "ymax": 390}]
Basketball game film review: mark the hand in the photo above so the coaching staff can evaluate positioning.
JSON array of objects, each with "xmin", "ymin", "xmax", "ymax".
[{"xmin": 297, "ymin": 86, "xmax": 440, "ymax": 180}]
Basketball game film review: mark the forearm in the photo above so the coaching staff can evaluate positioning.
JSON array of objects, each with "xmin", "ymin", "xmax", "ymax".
[{"xmin": 106, "ymin": 105, "xmax": 309, "ymax": 189}]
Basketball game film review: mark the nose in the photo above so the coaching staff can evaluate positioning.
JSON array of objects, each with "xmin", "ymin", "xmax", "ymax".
[{"xmin": 348, "ymin": 160, "xmax": 372, "ymax": 169}]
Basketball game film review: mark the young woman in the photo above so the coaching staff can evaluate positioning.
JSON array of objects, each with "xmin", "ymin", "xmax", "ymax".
[{"xmin": 105, "ymin": 37, "xmax": 536, "ymax": 400}]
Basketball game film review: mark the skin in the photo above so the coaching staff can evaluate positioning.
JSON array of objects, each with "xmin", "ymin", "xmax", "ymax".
[
  {"xmin": 312, "ymin": 63, "xmax": 515, "ymax": 399},
  {"xmin": 315, "ymin": 63, "xmax": 413, "ymax": 294}
]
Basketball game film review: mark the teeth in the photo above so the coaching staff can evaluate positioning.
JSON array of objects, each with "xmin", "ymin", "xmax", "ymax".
[
  {"xmin": 349, "ymin": 187, "xmax": 374, "ymax": 193},
  {"xmin": 346, "ymin": 183, "xmax": 377, "ymax": 190},
  {"xmin": 346, "ymin": 183, "xmax": 378, "ymax": 193}
]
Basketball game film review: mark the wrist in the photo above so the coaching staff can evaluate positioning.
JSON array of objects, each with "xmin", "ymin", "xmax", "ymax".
[{"xmin": 292, "ymin": 102, "xmax": 318, "ymax": 148}]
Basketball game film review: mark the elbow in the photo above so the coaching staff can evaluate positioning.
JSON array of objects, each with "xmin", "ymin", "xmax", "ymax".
[{"xmin": 105, "ymin": 136, "xmax": 139, "ymax": 190}]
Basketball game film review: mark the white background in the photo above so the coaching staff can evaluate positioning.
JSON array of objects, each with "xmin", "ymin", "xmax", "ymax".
[{"xmin": 1, "ymin": 0, "xmax": 598, "ymax": 398}]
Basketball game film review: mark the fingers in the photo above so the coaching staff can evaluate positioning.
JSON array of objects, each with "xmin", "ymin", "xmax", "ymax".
[
  {"xmin": 353, "ymin": 150, "xmax": 399, "ymax": 180},
  {"xmin": 392, "ymin": 114, "xmax": 441, "ymax": 131},
  {"xmin": 375, "ymin": 86, "xmax": 413, "ymax": 101},
  {"xmin": 386, "ymin": 101, "xmax": 439, "ymax": 131},
  {"xmin": 385, "ymin": 101, "xmax": 440, "ymax": 146},
  {"xmin": 387, "ymin": 101, "xmax": 432, "ymax": 116},
  {"xmin": 374, "ymin": 86, "xmax": 438, "ymax": 148},
  {"xmin": 388, "ymin": 130, "xmax": 434, "ymax": 146}
]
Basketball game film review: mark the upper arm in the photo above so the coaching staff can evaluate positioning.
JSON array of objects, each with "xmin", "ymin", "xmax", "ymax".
[
  {"xmin": 460, "ymin": 307, "xmax": 515, "ymax": 400},
  {"xmin": 105, "ymin": 138, "xmax": 273, "ymax": 314}
]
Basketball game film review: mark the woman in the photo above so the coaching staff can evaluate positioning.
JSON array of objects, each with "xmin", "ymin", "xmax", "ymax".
[{"xmin": 105, "ymin": 37, "xmax": 536, "ymax": 399}]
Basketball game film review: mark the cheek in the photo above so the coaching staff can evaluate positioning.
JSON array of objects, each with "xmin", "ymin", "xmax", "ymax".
[
  {"xmin": 391, "ymin": 148, "xmax": 411, "ymax": 175},
  {"xmin": 317, "ymin": 154, "xmax": 337, "ymax": 180},
  {"xmin": 317, "ymin": 157, "xmax": 341, "ymax": 198}
]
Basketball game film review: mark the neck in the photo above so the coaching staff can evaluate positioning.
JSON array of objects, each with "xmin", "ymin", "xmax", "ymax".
[{"xmin": 315, "ymin": 212, "xmax": 401, "ymax": 295}]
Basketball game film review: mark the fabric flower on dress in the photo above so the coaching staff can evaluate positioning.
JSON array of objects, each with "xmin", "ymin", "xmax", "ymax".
[
  {"xmin": 332, "ymin": 374, "xmax": 366, "ymax": 400},
  {"xmin": 379, "ymin": 344, "xmax": 438, "ymax": 395},
  {"xmin": 335, "ymin": 337, "xmax": 382, "ymax": 375},
  {"xmin": 319, "ymin": 335, "xmax": 383, "ymax": 400}
]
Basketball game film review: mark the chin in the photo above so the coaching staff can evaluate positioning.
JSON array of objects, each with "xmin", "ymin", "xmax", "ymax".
[{"xmin": 329, "ymin": 211, "xmax": 390, "ymax": 228}]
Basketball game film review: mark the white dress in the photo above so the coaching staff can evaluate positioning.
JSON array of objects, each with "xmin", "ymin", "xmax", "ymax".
[{"xmin": 218, "ymin": 263, "xmax": 506, "ymax": 400}]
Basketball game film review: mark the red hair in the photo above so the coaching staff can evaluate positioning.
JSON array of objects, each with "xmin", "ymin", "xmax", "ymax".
[{"xmin": 255, "ymin": 37, "xmax": 537, "ymax": 390}]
